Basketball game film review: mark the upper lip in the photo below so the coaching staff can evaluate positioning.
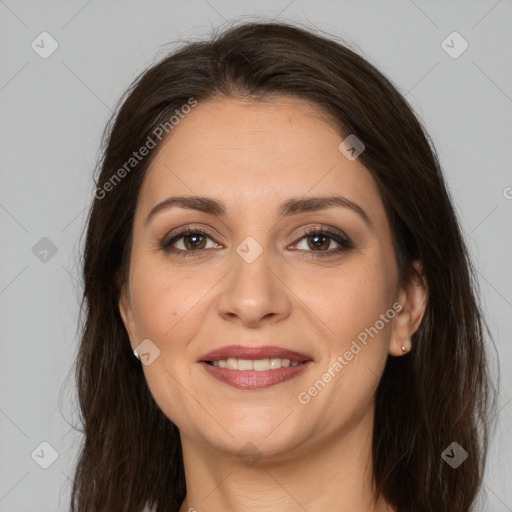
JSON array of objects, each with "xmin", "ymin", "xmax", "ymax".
[{"xmin": 199, "ymin": 345, "xmax": 313, "ymax": 363}]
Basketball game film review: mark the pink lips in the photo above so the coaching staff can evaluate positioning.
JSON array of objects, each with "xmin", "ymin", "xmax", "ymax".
[
  {"xmin": 199, "ymin": 345, "xmax": 312, "ymax": 363},
  {"xmin": 198, "ymin": 345, "xmax": 313, "ymax": 390}
]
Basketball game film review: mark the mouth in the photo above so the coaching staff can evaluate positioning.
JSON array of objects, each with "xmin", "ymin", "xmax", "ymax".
[
  {"xmin": 203, "ymin": 358, "xmax": 307, "ymax": 370},
  {"xmin": 198, "ymin": 345, "xmax": 313, "ymax": 389}
]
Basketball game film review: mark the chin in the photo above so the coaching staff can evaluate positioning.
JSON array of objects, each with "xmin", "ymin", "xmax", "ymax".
[{"xmin": 197, "ymin": 414, "xmax": 311, "ymax": 460}]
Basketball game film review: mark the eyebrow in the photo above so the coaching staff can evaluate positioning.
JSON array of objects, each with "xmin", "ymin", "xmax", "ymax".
[{"xmin": 145, "ymin": 195, "xmax": 373, "ymax": 230}]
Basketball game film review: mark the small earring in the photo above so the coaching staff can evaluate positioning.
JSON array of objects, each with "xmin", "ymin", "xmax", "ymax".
[
  {"xmin": 133, "ymin": 348, "xmax": 141, "ymax": 361},
  {"xmin": 401, "ymin": 336, "xmax": 411, "ymax": 354}
]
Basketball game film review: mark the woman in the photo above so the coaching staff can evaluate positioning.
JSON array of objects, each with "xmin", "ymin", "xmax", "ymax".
[{"xmin": 71, "ymin": 21, "xmax": 498, "ymax": 512}]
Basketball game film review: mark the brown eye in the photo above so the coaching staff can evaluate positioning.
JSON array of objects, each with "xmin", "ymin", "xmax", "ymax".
[
  {"xmin": 181, "ymin": 233, "xmax": 207, "ymax": 250},
  {"xmin": 293, "ymin": 227, "xmax": 353, "ymax": 255},
  {"xmin": 305, "ymin": 233, "xmax": 331, "ymax": 251},
  {"xmin": 161, "ymin": 228, "xmax": 221, "ymax": 255}
]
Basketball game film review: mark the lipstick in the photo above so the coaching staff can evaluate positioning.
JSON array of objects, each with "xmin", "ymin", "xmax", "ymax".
[{"xmin": 198, "ymin": 345, "xmax": 313, "ymax": 390}]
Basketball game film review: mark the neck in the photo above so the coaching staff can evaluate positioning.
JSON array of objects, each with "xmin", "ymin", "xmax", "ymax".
[{"xmin": 177, "ymin": 405, "xmax": 395, "ymax": 512}]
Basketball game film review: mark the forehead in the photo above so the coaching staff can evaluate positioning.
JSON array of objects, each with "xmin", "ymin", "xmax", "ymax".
[{"xmin": 137, "ymin": 96, "xmax": 385, "ymax": 226}]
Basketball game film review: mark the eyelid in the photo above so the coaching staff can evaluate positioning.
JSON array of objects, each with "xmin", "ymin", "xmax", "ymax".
[
  {"xmin": 288, "ymin": 225, "xmax": 354, "ymax": 254},
  {"xmin": 161, "ymin": 226, "xmax": 220, "ymax": 253},
  {"xmin": 160, "ymin": 224, "xmax": 354, "ymax": 256}
]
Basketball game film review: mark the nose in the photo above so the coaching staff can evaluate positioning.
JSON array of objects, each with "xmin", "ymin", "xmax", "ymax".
[{"xmin": 216, "ymin": 242, "xmax": 292, "ymax": 328}]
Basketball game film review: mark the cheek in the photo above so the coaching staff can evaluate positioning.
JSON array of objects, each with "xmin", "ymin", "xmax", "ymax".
[
  {"xmin": 295, "ymin": 263, "xmax": 394, "ymax": 405},
  {"xmin": 129, "ymin": 256, "xmax": 210, "ymax": 344},
  {"xmin": 298, "ymin": 260, "xmax": 396, "ymax": 347},
  {"xmin": 128, "ymin": 263, "xmax": 209, "ymax": 428},
  {"xmin": 295, "ymin": 270, "xmax": 393, "ymax": 423}
]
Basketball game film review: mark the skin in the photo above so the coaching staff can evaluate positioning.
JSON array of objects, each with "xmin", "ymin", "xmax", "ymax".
[{"xmin": 119, "ymin": 96, "xmax": 428, "ymax": 512}]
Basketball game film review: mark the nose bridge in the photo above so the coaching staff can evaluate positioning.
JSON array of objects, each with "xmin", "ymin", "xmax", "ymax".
[{"xmin": 216, "ymin": 232, "xmax": 291, "ymax": 325}]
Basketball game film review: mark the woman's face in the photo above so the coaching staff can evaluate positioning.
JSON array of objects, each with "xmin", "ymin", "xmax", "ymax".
[{"xmin": 119, "ymin": 96, "xmax": 418, "ymax": 460}]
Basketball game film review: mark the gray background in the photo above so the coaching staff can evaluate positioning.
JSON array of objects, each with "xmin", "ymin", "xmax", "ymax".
[{"xmin": 0, "ymin": 0, "xmax": 511, "ymax": 510}]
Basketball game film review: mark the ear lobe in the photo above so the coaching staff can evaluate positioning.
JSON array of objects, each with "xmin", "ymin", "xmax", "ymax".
[
  {"xmin": 389, "ymin": 260, "xmax": 429, "ymax": 357},
  {"xmin": 118, "ymin": 284, "xmax": 137, "ymax": 346}
]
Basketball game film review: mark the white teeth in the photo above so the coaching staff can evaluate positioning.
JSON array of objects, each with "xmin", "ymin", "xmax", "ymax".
[
  {"xmin": 253, "ymin": 358, "xmax": 270, "ymax": 371},
  {"xmin": 237, "ymin": 359, "xmax": 253, "ymax": 370},
  {"xmin": 226, "ymin": 358, "xmax": 238, "ymax": 370},
  {"xmin": 209, "ymin": 358, "xmax": 297, "ymax": 370},
  {"xmin": 269, "ymin": 358, "xmax": 281, "ymax": 369}
]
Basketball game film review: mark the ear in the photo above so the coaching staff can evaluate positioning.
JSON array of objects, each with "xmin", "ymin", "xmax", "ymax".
[
  {"xmin": 389, "ymin": 260, "xmax": 428, "ymax": 357},
  {"xmin": 118, "ymin": 282, "xmax": 138, "ymax": 349}
]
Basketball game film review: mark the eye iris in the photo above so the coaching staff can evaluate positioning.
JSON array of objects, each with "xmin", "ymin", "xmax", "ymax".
[
  {"xmin": 308, "ymin": 234, "xmax": 330, "ymax": 251},
  {"xmin": 184, "ymin": 233, "xmax": 206, "ymax": 250}
]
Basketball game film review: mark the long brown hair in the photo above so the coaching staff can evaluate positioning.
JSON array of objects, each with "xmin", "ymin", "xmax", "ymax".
[{"xmin": 70, "ymin": 20, "xmax": 499, "ymax": 512}]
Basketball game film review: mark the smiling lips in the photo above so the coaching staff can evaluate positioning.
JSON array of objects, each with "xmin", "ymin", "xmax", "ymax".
[{"xmin": 198, "ymin": 345, "xmax": 313, "ymax": 389}]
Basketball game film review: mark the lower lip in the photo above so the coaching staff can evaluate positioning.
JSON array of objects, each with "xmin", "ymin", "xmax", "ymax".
[{"xmin": 199, "ymin": 361, "xmax": 313, "ymax": 389}]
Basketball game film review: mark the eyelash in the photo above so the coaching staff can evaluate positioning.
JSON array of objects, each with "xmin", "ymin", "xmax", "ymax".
[{"xmin": 160, "ymin": 225, "xmax": 354, "ymax": 258}]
